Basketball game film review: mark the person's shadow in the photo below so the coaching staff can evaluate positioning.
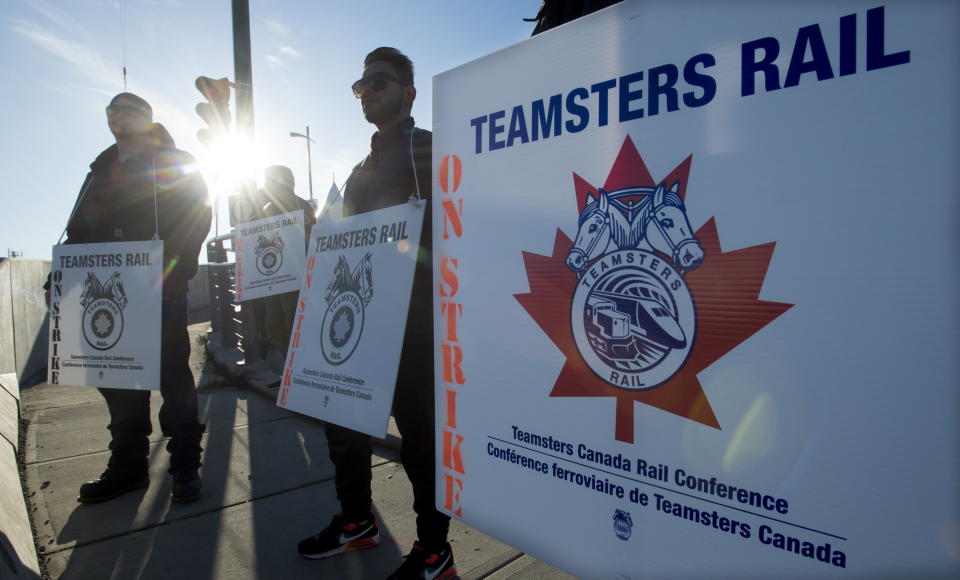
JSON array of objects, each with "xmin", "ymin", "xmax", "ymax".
[
  {"xmin": 54, "ymin": 367, "xmax": 236, "ymax": 579},
  {"xmin": 52, "ymin": 349, "xmax": 405, "ymax": 579},
  {"xmin": 52, "ymin": 460, "xmax": 156, "ymax": 579}
]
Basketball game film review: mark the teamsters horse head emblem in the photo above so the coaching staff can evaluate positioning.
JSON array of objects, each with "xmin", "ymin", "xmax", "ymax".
[
  {"xmin": 255, "ymin": 232, "xmax": 285, "ymax": 276},
  {"xmin": 80, "ymin": 271, "xmax": 127, "ymax": 351},
  {"xmin": 566, "ymin": 183, "xmax": 704, "ymax": 275},
  {"xmin": 516, "ymin": 136, "xmax": 794, "ymax": 437},
  {"xmin": 321, "ymin": 253, "xmax": 373, "ymax": 365},
  {"xmin": 567, "ymin": 183, "xmax": 704, "ymax": 390}
]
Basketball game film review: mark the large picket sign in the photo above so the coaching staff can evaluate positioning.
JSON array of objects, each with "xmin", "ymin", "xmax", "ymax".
[
  {"xmin": 276, "ymin": 201, "xmax": 425, "ymax": 438},
  {"xmin": 49, "ymin": 241, "xmax": 163, "ymax": 389},
  {"xmin": 234, "ymin": 210, "xmax": 306, "ymax": 301},
  {"xmin": 432, "ymin": 1, "xmax": 959, "ymax": 578}
]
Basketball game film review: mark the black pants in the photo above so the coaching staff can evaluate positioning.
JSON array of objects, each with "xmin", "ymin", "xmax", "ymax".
[
  {"xmin": 324, "ymin": 347, "xmax": 450, "ymax": 548},
  {"xmin": 264, "ymin": 290, "xmax": 298, "ymax": 354},
  {"xmin": 98, "ymin": 295, "xmax": 204, "ymax": 476}
]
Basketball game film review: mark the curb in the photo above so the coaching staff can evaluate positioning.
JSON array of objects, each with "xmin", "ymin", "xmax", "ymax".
[
  {"xmin": 202, "ymin": 330, "xmax": 403, "ymax": 451},
  {"xmin": 0, "ymin": 372, "xmax": 41, "ymax": 578}
]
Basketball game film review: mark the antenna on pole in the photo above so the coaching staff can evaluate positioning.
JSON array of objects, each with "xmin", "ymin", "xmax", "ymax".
[{"xmin": 120, "ymin": 0, "xmax": 128, "ymax": 90}]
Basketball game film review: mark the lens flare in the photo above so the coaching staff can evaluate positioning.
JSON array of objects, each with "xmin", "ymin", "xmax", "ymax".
[
  {"xmin": 197, "ymin": 133, "xmax": 264, "ymax": 193},
  {"xmin": 722, "ymin": 393, "xmax": 776, "ymax": 473}
]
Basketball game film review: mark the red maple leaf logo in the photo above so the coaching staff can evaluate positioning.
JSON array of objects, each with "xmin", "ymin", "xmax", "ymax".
[{"xmin": 515, "ymin": 137, "xmax": 792, "ymax": 443}]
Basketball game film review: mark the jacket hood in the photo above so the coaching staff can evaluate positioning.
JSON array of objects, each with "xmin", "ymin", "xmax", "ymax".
[{"xmin": 91, "ymin": 122, "xmax": 178, "ymax": 170}]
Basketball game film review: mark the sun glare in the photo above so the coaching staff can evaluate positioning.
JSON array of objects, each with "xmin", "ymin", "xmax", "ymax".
[{"xmin": 197, "ymin": 133, "xmax": 265, "ymax": 194}]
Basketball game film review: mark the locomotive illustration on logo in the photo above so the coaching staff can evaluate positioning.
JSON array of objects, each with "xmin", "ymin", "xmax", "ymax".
[
  {"xmin": 567, "ymin": 183, "xmax": 704, "ymax": 390},
  {"xmin": 321, "ymin": 253, "xmax": 374, "ymax": 365},
  {"xmin": 80, "ymin": 271, "xmax": 128, "ymax": 351},
  {"xmin": 255, "ymin": 232, "xmax": 285, "ymax": 276}
]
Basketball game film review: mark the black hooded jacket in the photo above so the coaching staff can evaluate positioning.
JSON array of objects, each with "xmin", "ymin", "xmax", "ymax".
[
  {"xmin": 343, "ymin": 117, "xmax": 433, "ymax": 349},
  {"xmin": 60, "ymin": 124, "xmax": 211, "ymax": 297},
  {"xmin": 261, "ymin": 187, "xmax": 317, "ymax": 251}
]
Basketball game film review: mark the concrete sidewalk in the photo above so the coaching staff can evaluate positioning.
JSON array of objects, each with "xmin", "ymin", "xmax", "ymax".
[{"xmin": 19, "ymin": 323, "xmax": 574, "ymax": 580}]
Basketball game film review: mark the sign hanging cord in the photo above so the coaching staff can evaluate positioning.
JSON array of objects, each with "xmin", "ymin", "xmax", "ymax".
[
  {"xmin": 57, "ymin": 175, "xmax": 94, "ymax": 244},
  {"xmin": 408, "ymin": 128, "xmax": 422, "ymax": 203},
  {"xmin": 152, "ymin": 156, "xmax": 160, "ymax": 240}
]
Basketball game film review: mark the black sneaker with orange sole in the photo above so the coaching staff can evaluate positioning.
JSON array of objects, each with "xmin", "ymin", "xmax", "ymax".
[
  {"xmin": 297, "ymin": 514, "xmax": 381, "ymax": 559},
  {"xmin": 387, "ymin": 541, "xmax": 457, "ymax": 580}
]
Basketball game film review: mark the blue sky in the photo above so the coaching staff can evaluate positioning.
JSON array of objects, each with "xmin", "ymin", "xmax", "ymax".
[{"xmin": 0, "ymin": 0, "xmax": 540, "ymax": 259}]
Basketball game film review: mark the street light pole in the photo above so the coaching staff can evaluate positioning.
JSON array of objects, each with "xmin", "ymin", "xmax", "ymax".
[{"xmin": 289, "ymin": 126, "xmax": 315, "ymax": 202}]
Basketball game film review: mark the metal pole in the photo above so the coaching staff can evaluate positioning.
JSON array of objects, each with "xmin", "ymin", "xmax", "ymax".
[
  {"xmin": 232, "ymin": 0, "xmax": 260, "ymax": 363},
  {"xmin": 306, "ymin": 126, "xmax": 314, "ymax": 201},
  {"xmin": 232, "ymin": 0, "xmax": 253, "ymax": 138}
]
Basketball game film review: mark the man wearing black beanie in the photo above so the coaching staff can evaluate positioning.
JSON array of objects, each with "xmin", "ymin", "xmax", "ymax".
[{"xmin": 50, "ymin": 92, "xmax": 212, "ymax": 503}]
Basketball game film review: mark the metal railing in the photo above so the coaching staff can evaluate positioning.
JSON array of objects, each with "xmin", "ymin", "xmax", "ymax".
[
  {"xmin": 206, "ymin": 234, "xmax": 238, "ymax": 347},
  {"xmin": 205, "ymin": 232, "xmax": 269, "ymax": 363}
]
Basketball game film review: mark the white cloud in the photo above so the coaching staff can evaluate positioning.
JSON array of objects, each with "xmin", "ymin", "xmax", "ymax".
[
  {"xmin": 264, "ymin": 18, "xmax": 289, "ymax": 37},
  {"xmin": 265, "ymin": 55, "xmax": 284, "ymax": 69},
  {"xmin": 279, "ymin": 45, "xmax": 302, "ymax": 58},
  {"xmin": 9, "ymin": 8, "xmax": 195, "ymax": 148},
  {"xmin": 10, "ymin": 20, "xmax": 116, "ymax": 90},
  {"xmin": 25, "ymin": 0, "xmax": 82, "ymax": 35}
]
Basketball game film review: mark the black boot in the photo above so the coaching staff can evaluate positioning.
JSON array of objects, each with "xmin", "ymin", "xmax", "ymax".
[
  {"xmin": 171, "ymin": 469, "xmax": 202, "ymax": 502},
  {"xmin": 79, "ymin": 432, "xmax": 150, "ymax": 503},
  {"xmin": 78, "ymin": 469, "xmax": 149, "ymax": 503},
  {"xmin": 167, "ymin": 426, "xmax": 204, "ymax": 503}
]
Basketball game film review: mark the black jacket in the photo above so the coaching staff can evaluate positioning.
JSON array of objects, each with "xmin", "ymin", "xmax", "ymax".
[
  {"xmin": 59, "ymin": 124, "xmax": 211, "ymax": 297},
  {"xmin": 343, "ymin": 117, "xmax": 433, "ymax": 349},
  {"xmin": 261, "ymin": 187, "xmax": 317, "ymax": 250}
]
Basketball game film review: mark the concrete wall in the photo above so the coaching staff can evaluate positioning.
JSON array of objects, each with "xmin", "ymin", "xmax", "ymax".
[
  {"xmin": 0, "ymin": 262, "xmax": 13, "ymax": 375},
  {"xmin": 0, "ymin": 260, "xmax": 50, "ymax": 387},
  {"xmin": 0, "ymin": 373, "xmax": 41, "ymax": 577}
]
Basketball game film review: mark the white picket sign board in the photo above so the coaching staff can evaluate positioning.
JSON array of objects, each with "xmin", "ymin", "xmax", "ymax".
[
  {"xmin": 432, "ymin": 1, "xmax": 959, "ymax": 578},
  {"xmin": 234, "ymin": 210, "xmax": 307, "ymax": 301},
  {"xmin": 48, "ymin": 240, "xmax": 163, "ymax": 390},
  {"xmin": 277, "ymin": 201, "xmax": 425, "ymax": 439}
]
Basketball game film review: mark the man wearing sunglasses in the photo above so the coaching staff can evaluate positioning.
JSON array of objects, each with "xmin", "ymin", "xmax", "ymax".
[
  {"xmin": 46, "ymin": 92, "xmax": 211, "ymax": 504},
  {"xmin": 296, "ymin": 47, "xmax": 455, "ymax": 580}
]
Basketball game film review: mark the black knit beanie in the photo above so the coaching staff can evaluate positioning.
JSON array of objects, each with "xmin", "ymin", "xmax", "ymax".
[{"xmin": 108, "ymin": 92, "xmax": 153, "ymax": 119}]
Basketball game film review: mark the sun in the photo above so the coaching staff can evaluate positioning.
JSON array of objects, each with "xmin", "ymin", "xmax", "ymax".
[
  {"xmin": 193, "ymin": 132, "xmax": 267, "ymax": 235},
  {"xmin": 196, "ymin": 132, "xmax": 265, "ymax": 193}
]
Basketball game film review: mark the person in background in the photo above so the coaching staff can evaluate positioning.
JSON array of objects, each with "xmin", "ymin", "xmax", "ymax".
[{"xmin": 260, "ymin": 165, "xmax": 316, "ymax": 371}]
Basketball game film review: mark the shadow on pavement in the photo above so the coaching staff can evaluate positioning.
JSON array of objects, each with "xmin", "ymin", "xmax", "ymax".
[
  {"xmin": 243, "ymin": 382, "xmax": 408, "ymax": 578},
  {"xmin": 46, "ymin": 324, "xmax": 227, "ymax": 579},
  {"xmin": 24, "ymin": 320, "xmax": 459, "ymax": 579},
  {"xmin": 53, "ymin": 370, "xmax": 237, "ymax": 579}
]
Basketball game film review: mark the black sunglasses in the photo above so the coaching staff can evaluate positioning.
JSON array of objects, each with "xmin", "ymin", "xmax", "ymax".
[{"xmin": 351, "ymin": 72, "xmax": 405, "ymax": 98}]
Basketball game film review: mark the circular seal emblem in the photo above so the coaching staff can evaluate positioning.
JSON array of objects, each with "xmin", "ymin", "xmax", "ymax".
[
  {"xmin": 256, "ymin": 246, "xmax": 283, "ymax": 276},
  {"xmin": 320, "ymin": 290, "xmax": 365, "ymax": 365},
  {"xmin": 571, "ymin": 249, "xmax": 695, "ymax": 390},
  {"xmin": 613, "ymin": 509, "xmax": 634, "ymax": 541},
  {"xmin": 82, "ymin": 298, "xmax": 124, "ymax": 351}
]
